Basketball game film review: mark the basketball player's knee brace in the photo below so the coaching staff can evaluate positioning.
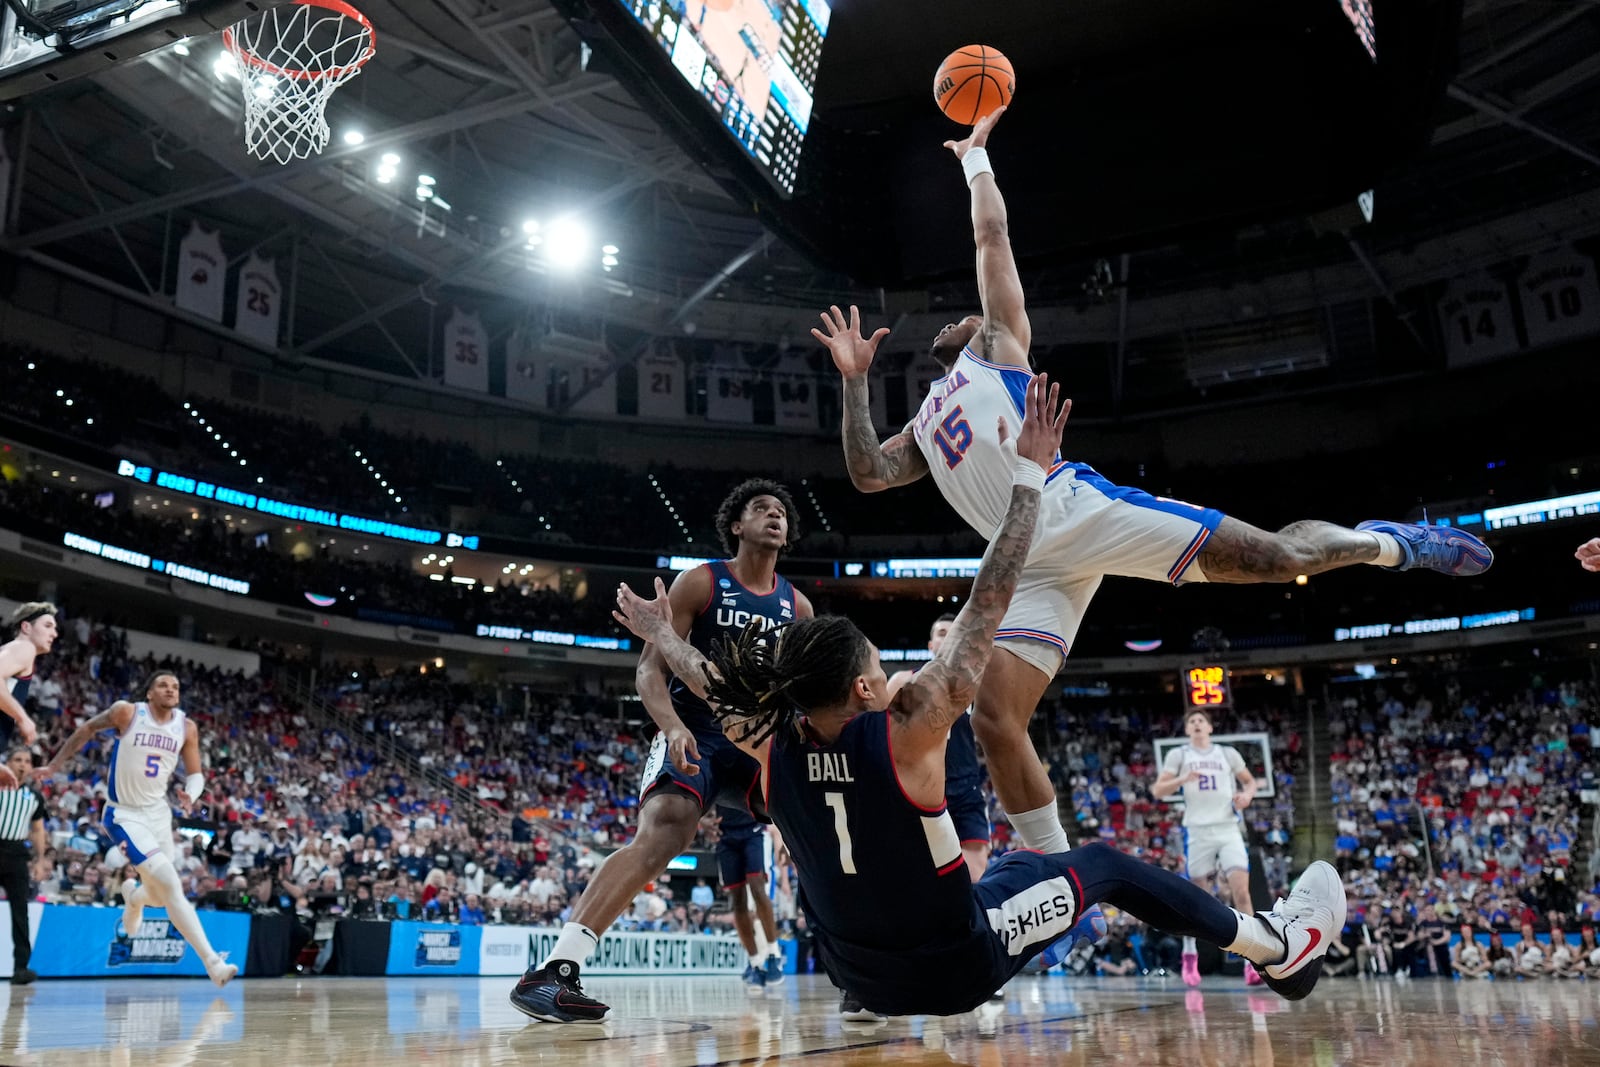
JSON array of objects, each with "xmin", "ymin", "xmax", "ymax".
[{"xmin": 137, "ymin": 852, "xmax": 183, "ymax": 905}]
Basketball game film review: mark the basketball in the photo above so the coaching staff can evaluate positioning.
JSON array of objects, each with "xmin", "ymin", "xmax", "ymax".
[{"xmin": 933, "ymin": 45, "xmax": 1014, "ymax": 125}]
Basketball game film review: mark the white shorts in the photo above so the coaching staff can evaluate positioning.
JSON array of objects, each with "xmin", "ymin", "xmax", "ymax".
[
  {"xmin": 103, "ymin": 804, "xmax": 177, "ymax": 868},
  {"xmin": 1183, "ymin": 822, "xmax": 1249, "ymax": 882},
  {"xmin": 994, "ymin": 465, "xmax": 1225, "ymax": 676}
]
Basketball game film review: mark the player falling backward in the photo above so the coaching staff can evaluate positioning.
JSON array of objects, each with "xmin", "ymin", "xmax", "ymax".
[
  {"xmin": 614, "ymin": 375, "xmax": 1344, "ymax": 1017},
  {"xmin": 814, "ymin": 104, "xmax": 1494, "ymax": 864},
  {"xmin": 40, "ymin": 671, "xmax": 237, "ymax": 986},
  {"xmin": 1153, "ymin": 708, "xmax": 1261, "ymax": 987}
]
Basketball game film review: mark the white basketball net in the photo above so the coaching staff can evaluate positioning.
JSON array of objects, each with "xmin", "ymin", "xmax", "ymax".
[{"xmin": 223, "ymin": 0, "xmax": 375, "ymax": 165}]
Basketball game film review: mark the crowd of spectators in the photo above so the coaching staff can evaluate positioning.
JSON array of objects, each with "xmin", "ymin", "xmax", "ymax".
[{"xmin": 1323, "ymin": 671, "xmax": 1600, "ymax": 979}]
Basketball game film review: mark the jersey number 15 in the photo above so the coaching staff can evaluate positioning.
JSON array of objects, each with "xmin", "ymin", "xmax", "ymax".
[{"xmin": 931, "ymin": 407, "xmax": 973, "ymax": 469}]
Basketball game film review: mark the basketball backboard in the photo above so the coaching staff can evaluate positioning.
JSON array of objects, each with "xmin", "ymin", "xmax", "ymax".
[
  {"xmin": 0, "ymin": 0, "xmax": 274, "ymax": 100},
  {"xmin": 1151, "ymin": 732, "xmax": 1277, "ymax": 800}
]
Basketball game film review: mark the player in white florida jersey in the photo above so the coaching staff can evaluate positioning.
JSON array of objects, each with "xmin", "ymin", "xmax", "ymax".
[
  {"xmin": 1153, "ymin": 709, "xmax": 1259, "ymax": 986},
  {"xmin": 41, "ymin": 671, "xmax": 237, "ymax": 986},
  {"xmin": 814, "ymin": 104, "xmax": 1492, "ymax": 862}
]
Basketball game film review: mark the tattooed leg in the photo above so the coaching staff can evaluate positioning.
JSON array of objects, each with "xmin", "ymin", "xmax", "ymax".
[{"xmin": 1197, "ymin": 516, "xmax": 1381, "ymax": 584}]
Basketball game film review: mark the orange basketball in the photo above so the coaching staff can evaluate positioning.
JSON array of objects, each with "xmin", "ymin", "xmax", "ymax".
[{"xmin": 933, "ymin": 45, "xmax": 1014, "ymax": 125}]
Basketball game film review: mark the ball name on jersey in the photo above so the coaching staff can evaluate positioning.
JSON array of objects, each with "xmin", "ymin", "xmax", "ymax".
[{"xmin": 806, "ymin": 752, "xmax": 854, "ymax": 783}]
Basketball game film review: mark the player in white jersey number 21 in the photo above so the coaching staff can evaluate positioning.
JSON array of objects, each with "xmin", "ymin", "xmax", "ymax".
[
  {"xmin": 815, "ymin": 104, "xmax": 1494, "ymax": 868},
  {"xmin": 1153, "ymin": 708, "xmax": 1259, "ymax": 986},
  {"xmin": 42, "ymin": 671, "xmax": 237, "ymax": 986}
]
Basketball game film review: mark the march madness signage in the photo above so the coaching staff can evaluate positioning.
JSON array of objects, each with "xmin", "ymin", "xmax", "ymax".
[
  {"xmin": 386, "ymin": 920, "xmax": 482, "ymax": 975},
  {"xmin": 478, "ymin": 926, "xmax": 746, "ymax": 977},
  {"xmin": 33, "ymin": 904, "xmax": 249, "ymax": 979}
]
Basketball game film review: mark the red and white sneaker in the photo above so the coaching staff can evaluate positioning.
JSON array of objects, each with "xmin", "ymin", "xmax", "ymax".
[
  {"xmin": 1181, "ymin": 951, "xmax": 1201, "ymax": 987},
  {"xmin": 1258, "ymin": 861, "xmax": 1346, "ymax": 1001}
]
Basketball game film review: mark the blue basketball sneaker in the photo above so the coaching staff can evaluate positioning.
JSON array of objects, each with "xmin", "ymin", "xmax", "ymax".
[
  {"xmin": 1040, "ymin": 904, "xmax": 1109, "ymax": 968},
  {"xmin": 1355, "ymin": 520, "xmax": 1493, "ymax": 576},
  {"xmin": 762, "ymin": 955, "xmax": 785, "ymax": 985},
  {"xmin": 743, "ymin": 962, "xmax": 767, "ymax": 989},
  {"xmin": 509, "ymin": 961, "xmax": 610, "ymax": 1023}
]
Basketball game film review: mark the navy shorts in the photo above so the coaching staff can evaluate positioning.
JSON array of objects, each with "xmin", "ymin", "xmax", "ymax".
[
  {"xmin": 639, "ymin": 716, "xmax": 766, "ymax": 818},
  {"xmin": 717, "ymin": 827, "xmax": 767, "ymax": 889},
  {"xmin": 945, "ymin": 713, "xmax": 989, "ymax": 844},
  {"xmin": 817, "ymin": 849, "xmax": 1089, "ymax": 1017}
]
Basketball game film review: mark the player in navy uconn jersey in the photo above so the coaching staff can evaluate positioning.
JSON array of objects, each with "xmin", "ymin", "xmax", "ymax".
[
  {"xmin": 41, "ymin": 671, "xmax": 237, "ymax": 986},
  {"xmin": 615, "ymin": 374, "xmax": 1345, "ymax": 1017},
  {"xmin": 0, "ymin": 602, "xmax": 56, "ymax": 747},
  {"xmin": 510, "ymin": 479, "xmax": 811, "ymax": 1023},
  {"xmin": 712, "ymin": 803, "xmax": 784, "ymax": 987},
  {"xmin": 816, "ymin": 104, "xmax": 1493, "ymax": 863}
]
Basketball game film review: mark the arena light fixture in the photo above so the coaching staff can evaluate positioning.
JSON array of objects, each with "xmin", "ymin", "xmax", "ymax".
[
  {"xmin": 544, "ymin": 216, "xmax": 591, "ymax": 270},
  {"xmin": 417, "ymin": 174, "xmax": 436, "ymax": 186},
  {"xmin": 343, "ymin": 129, "xmax": 366, "ymax": 146},
  {"xmin": 602, "ymin": 243, "xmax": 619, "ymax": 255},
  {"xmin": 173, "ymin": 38, "xmax": 191, "ymax": 56},
  {"xmin": 213, "ymin": 51, "xmax": 239, "ymax": 80}
]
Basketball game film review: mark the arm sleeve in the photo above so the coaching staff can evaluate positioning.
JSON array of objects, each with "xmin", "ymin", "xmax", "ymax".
[{"xmin": 1225, "ymin": 747, "xmax": 1247, "ymax": 774}]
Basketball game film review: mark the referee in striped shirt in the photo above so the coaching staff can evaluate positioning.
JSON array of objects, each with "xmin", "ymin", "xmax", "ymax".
[{"xmin": 0, "ymin": 747, "xmax": 43, "ymax": 985}]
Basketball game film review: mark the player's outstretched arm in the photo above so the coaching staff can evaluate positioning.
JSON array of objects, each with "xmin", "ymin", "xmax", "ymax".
[
  {"xmin": 943, "ymin": 106, "xmax": 1031, "ymax": 363},
  {"xmin": 814, "ymin": 304, "xmax": 930, "ymax": 493},
  {"xmin": 38, "ymin": 700, "xmax": 134, "ymax": 779},
  {"xmin": 894, "ymin": 374, "xmax": 1068, "ymax": 742},
  {"xmin": 614, "ymin": 579, "xmax": 764, "ymax": 761},
  {"xmin": 634, "ymin": 566, "xmax": 713, "ymax": 774}
]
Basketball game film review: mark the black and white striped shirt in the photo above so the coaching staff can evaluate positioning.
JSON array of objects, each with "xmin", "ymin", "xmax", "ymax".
[{"xmin": 0, "ymin": 787, "xmax": 44, "ymax": 844}]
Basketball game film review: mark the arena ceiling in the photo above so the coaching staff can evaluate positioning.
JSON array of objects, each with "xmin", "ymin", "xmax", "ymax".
[{"xmin": 2, "ymin": 0, "xmax": 1599, "ymax": 414}]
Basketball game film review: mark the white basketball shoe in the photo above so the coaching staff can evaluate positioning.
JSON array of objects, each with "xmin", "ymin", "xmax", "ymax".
[{"xmin": 1258, "ymin": 861, "xmax": 1347, "ymax": 1001}]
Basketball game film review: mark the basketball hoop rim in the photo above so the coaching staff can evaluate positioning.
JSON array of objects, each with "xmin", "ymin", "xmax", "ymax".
[{"xmin": 223, "ymin": 0, "xmax": 376, "ymax": 82}]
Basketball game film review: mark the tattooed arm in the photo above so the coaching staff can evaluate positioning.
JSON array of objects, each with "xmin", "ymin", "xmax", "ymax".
[
  {"xmin": 813, "ymin": 304, "xmax": 930, "ymax": 493},
  {"xmin": 842, "ymin": 381, "xmax": 929, "ymax": 493},
  {"xmin": 891, "ymin": 374, "xmax": 1069, "ymax": 751}
]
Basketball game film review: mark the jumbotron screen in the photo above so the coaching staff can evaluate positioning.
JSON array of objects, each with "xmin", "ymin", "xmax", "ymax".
[{"xmin": 613, "ymin": 0, "xmax": 830, "ymax": 194}]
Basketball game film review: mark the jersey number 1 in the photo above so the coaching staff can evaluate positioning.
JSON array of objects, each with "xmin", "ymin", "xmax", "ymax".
[{"xmin": 824, "ymin": 792, "xmax": 857, "ymax": 875}]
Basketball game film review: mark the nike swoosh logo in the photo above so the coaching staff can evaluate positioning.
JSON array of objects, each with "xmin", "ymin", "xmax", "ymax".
[{"xmin": 1282, "ymin": 928, "xmax": 1322, "ymax": 971}]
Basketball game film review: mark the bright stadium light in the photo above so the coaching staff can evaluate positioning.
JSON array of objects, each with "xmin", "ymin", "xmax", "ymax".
[
  {"xmin": 213, "ymin": 51, "xmax": 239, "ymax": 80},
  {"xmin": 602, "ymin": 244, "xmax": 619, "ymax": 255},
  {"xmin": 343, "ymin": 129, "xmax": 366, "ymax": 146},
  {"xmin": 544, "ymin": 216, "xmax": 591, "ymax": 270}
]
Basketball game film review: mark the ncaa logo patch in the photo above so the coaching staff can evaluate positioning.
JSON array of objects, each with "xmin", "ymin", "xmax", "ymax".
[{"xmin": 719, "ymin": 578, "xmax": 731, "ymax": 588}]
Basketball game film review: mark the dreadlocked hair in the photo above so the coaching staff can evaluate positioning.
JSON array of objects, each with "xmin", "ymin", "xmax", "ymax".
[{"xmin": 706, "ymin": 616, "xmax": 869, "ymax": 746}]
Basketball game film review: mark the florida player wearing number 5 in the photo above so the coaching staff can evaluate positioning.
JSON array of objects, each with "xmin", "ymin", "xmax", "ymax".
[
  {"xmin": 613, "ymin": 375, "xmax": 1344, "ymax": 1017},
  {"xmin": 816, "ymin": 102, "xmax": 1494, "ymax": 866},
  {"xmin": 39, "ymin": 671, "xmax": 237, "ymax": 987},
  {"xmin": 1153, "ymin": 708, "xmax": 1258, "ymax": 986}
]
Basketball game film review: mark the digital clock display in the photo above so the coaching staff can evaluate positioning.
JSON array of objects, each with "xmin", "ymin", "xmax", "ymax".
[{"xmin": 1183, "ymin": 666, "xmax": 1233, "ymax": 709}]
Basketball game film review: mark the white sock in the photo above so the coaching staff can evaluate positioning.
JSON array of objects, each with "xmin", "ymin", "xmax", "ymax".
[
  {"xmin": 139, "ymin": 855, "xmax": 220, "ymax": 961},
  {"xmin": 767, "ymin": 943, "xmax": 782, "ymax": 960},
  {"xmin": 749, "ymin": 953, "xmax": 764, "ymax": 969},
  {"xmin": 1182, "ymin": 936, "xmax": 1197, "ymax": 955},
  {"xmin": 1009, "ymin": 803, "xmax": 1073, "ymax": 854},
  {"xmin": 541, "ymin": 922, "xmax": 599, "ymax": 969},
  {"xmin": 1223, "ymin": 909, "xmax": 1287, "ymax": 966},
  {"xmin": 1365, "ymin": 531, "xmax": 1404, "ymax": 567}
]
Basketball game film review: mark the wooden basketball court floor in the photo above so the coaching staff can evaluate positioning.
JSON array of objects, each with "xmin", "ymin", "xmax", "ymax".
[{"xmin": 2, "ymin": 972, "xmax": 1596, "ymax": 1066}]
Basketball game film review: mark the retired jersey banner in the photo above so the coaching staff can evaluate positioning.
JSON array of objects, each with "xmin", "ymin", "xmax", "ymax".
[
  {"xmin": 638, "ymin": 348, "xmax": 685, "ymax": 420},
  {"xmin": 905, "ymin": 353, "xmax": 945, "ymax": 417},
  {"xmin": 505, "ymin": 327, "xmax": 546, "ymax": 408},
  {"xmin": 1518, "ymin": 247, "xmax": 1600, "ymax": 350},
  {"xmin": 554, "ymin": 355, "xmax": 616, "ymax": 416},
  {"xmin": 232, "ymin": 253, "xmax": 282, "ymax": 348},
  {"xmin": 442, "ymin": 308, "xmax": 490, "ymax": 393},
  {"xmin": 773, "ymin": 353, "xmax": 817, "ymax": 429},
  {"xmin": 477, "ymin": 925, "xmax": 746, "ymax": 976},
  {"xmin": 1437, "ymin": 272, "xmax": 1519, "ymax": 367},
  {"xmin": 707, "ymin": 348, "xmax": 756, "ymax": 424},
  {"xmin": 174, "ymin": 222, "xmax": 226, "ymax": 323}
]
